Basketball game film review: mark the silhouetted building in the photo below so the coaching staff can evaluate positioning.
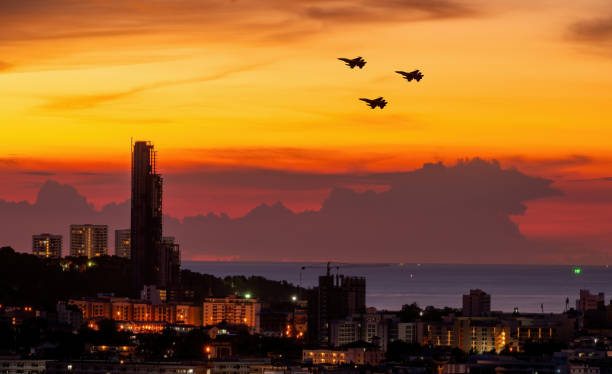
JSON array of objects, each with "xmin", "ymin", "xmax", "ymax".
[
  {"xmin": 161, "ymin": 236, "xmax": 181, "ymax": 294},
  {"xmin": 130, "ymin": 141, "xmax": 180, "ymax": 297},
  {"xmin": 115, "ymin": 229, "xmax": 131, "ymax": 259},
  {"xmin": 32, "ymin": 233, "xmax": 62, "ymax": 259},
  {"xmin": 131, "ymin": 141, "xmax": 162, "ymax": 295},
  {"xmin": 342, "ymin": 275, "xmax": 366, "ymax": 315},
  {"xmin": 70, "ymin": 224, "xmax": 108, "ymax": 258},
  {"xmin": 576, "ymin": 289, "xmax": 605, "ymax": 312},
  {"xmin": 463, "ymin": 289, "xmax": 491, "ymax": 317},
  {"xmin": 308, "ymin": 267, "xmax": 366, "ymax": 346}
]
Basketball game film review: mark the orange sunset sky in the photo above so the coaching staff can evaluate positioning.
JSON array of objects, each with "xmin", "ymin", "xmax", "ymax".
[{"xmin": 1, "ymin": 0, "xmax": 611, "ymax": 262}]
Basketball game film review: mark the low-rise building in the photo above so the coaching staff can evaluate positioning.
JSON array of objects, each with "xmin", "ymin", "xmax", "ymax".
[
  {"xmin": 202, "ymin": 296, "xmax": 261, "ymax": 334},
  {"xmin": 302, "ymin": 347, "xmax": 384, "ymax": 366},
  {"xmin": 0, "ymin": 359, "xmax": 48, "ymax": 374},
  {"xmin": 303, "ymin": 349, "xmax": 348, "ymax": 365},
  {"xmin": 207, "ymin": 360, "xmax": 272, "ymax": 374},
  {"xmin": 66, "ymin": 294, "xmax": 203, "ymax": 333},
  {"xmin": 46, "ymin": 361, "xmax": 207, "ymax": 374},
  {"xmin": 569, "ymin": 362, "xmax": 601, "ymax": 374}
]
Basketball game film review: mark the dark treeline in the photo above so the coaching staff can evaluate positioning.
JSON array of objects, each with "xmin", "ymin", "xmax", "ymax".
[
  {"xmin": 0, "ymin": 247, "xmax": 303, "ymax": 310},
  {"xmin": 0, "ymin": 247, "xmax": 132, "ymax": 309}
]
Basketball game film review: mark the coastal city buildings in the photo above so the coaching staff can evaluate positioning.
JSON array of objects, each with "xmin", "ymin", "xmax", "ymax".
[
  {"xmin": 4, "ymin": 139, "xmax": 611, "ymax": 373},
  {"xmin": 66, "ymin": 293, "xmax": 260, "ymax": 334},
  {"xmin": 32, "ymin": 233, "xmax": 62, "ymax": 259},
  {"xmin": 114, "ymin": 229, "xmax": 131, "ymax": 258},
  {"xmin": 70, "ymin": 224, "xmax": 108, "ymax": 258}
]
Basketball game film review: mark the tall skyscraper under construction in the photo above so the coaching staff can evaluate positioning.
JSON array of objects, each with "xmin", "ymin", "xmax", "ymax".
[{"xmin": 131, "ymin": 141, "xmax": 180, "ymax": 297}]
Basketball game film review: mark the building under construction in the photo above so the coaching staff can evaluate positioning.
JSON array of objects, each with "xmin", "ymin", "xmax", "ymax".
[
  {"xmin": 307, "ymin": 263, "xmax": 366, "ymax": 346},
  {"xmin": 130, "ymin": 141, "xmax": 180, "ymax": 299}
]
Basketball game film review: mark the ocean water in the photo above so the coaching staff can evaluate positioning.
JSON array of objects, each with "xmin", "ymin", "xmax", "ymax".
[{"xmin": 182, "ymin": 261, "xmax": 612, "ymax": 313}]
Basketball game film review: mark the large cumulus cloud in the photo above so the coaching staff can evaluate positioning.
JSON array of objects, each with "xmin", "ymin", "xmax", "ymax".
[{"xmin": 0, "ymin": 159, "xmax": 566, "ymax": 264}]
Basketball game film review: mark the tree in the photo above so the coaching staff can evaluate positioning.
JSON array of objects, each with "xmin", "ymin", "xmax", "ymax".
[{"xmin": 399, "ymin": 303, "xmax": 421, "ymax": 322}]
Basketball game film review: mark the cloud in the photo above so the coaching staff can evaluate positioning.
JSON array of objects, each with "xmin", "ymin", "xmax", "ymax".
[
  {"xmin": 567, "ymin": 15, "xmax": 612, "ymax": 57},
  {"xmin": 504, "ymin": 154, "xmax": 592, "ymax": 169},
  {"xmin": 0, "ymin": 0, "xmax": 476, "ymax": 46},
  {"xmin": 21, "ymin": 171, "xmax": 56, "ymax": 176},
  {"xmin": 39, "ymin": 62, "xmax": 267, "ymax": 110},
  {"xmin": 569, "ymin": 16, "xmax": 612, "ymax": 42},
  {"xmin": 302, "ymin": 0, "xmax": 474, "ymax": 23},
  {"xmin": 498, "ymin": 154, "xmax": 595, "ymax": 179},
  {"xmin": 0, "ymin": 158, "xmax": 19, "ymax": 167},
  {"xmin": 164, "ymin": 159, "xmax": 564, "ymax": 263},
  {"xmin": 167, "ymin": 167, "xmax": 405, "ymax": 191},
  {"xmin": 567, "ymin": 176, "xmax": 612, "ymax": 183},
  {"xmin": 0, "ymin": 160, "xmax": 573, "ymax": 264}
]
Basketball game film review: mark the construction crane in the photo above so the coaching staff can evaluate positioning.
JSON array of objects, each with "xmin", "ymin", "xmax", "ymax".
[{"xmin": 298, "ymin": 261, "xmax": 390, "ymax": 289}]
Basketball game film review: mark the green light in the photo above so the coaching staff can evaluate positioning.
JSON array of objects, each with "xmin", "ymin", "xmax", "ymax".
[
  {"xmin": 87, "ymin": 261, "xmax": 94, "ymax": 267},
  {"xmin": 573, "ymin": 267, "xmax": 582, "ymax": 275},
  {"xmin": 244, "ymin": 293, "xmax": 251, "ymax": 299}
]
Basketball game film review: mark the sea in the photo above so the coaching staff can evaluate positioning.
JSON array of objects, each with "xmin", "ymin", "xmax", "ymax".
[{"xmin": 182, "ymin": 261, "xmax": 612, "ymax": 313}]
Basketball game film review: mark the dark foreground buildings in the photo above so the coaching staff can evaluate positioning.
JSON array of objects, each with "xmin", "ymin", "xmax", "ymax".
[
  {"xmin": 308, "ymin": 265, "xmax": 366, "ymax": 346},
  {"xmin": 131, "ymin": 141, "xmax": 180, "ymax": 298}
]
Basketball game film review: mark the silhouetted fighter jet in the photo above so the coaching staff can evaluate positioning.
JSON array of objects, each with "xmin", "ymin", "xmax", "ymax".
[
  {"xmin": 338, "ymin": 57, "xmax": 366, "ymax": 69},
  {"xmin": 359, "ymin": 97, "xmax": 387, "ymax": 109},
  {"xmin": 396, "ymin": 70, "xmax": 424, "ymax": 82}
]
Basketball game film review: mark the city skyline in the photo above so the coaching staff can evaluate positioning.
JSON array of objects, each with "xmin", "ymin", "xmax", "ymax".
[
  {"xmin": 1, "ymin": 0, "xmax": 611, "ymax": 368},
  {"xmin": 1, "ymin": 156, "xmax": 609, "ymax": 264}
]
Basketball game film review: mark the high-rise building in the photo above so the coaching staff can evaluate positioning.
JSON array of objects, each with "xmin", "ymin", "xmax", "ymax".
[
  {"xmin": 32, "ymin": 233, "xmax": 62, "ymax": 258},
  {"xmin": 131, "ymin": 141, "xmax": 180, "ymax": 297},
  {"xmin": 131, "ymin": 141, "xmax": 164, "ymax": 295},
  {"xmin": 115, "ymin": 229, "xmax": 131, "ymax": 259},
  {"xmin": 308, "ymin": 267, "xmax": 366, "ymax": 346},
  {"xmin": 462, "ymin": 289, "xmax": 491, "ymax": 317},
  {"xmin": 70, "ymin": 225, "xmax": 108, "ymax": 258}
]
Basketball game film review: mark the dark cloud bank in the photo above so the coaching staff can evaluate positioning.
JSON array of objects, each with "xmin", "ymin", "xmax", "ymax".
[{"xmin": 0, "ymin": 159, "xmax": 564, "ymax": 264}]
